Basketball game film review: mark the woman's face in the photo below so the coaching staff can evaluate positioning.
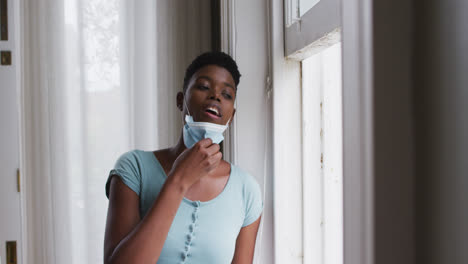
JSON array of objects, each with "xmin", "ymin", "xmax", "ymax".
[{"xmin": 178, "ymin": 65, "xmax": 236, "ymax": 125}]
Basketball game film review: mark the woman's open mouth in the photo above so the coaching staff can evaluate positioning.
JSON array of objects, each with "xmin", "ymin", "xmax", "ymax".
[{"xmin": 204, "ymin": 105, "xmax": 221, "ymax": 119}]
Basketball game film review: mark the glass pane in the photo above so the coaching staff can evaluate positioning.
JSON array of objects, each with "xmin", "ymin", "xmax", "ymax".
[
  {"xmin": 300, "ymin": 0, "xmax": 320, "ymax": 17},
  {"xmin": 301, "ymin": 42, "xmax": 343, "ymax": 264}
]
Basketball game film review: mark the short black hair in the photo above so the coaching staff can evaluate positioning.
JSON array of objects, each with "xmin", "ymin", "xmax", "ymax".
[{"xmin": 183, "ymin": 51, "xmax": 241, "ymax": 92}]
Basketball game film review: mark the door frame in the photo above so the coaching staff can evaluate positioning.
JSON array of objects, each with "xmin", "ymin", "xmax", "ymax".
[{"xmin": 15, "ymin": 0, "xmax": 29, "ymax": 263}]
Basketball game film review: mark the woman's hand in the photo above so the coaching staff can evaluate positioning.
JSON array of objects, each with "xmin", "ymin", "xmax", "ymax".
[{"xmin": 168, "ymin": 138, "xmax": 222, "ymax": 191}]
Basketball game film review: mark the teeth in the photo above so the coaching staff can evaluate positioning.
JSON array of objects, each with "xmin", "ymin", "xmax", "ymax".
[{"xmin": 207, "ymin": 107, "xmax": 219, "ymax": 116}]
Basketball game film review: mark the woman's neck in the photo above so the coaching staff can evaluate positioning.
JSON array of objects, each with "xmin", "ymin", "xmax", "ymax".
[{"xmin": 169, "ymin": 133, "xmax": 187, "ymax": 160}]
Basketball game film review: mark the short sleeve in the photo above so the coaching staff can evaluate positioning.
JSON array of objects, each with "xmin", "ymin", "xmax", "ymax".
[
  {"xmin": 242, "ymin": 173, "xmax": 264, "ymax": 227},
  {"xmin": 105, "ymin": 150, "xmax": 142, "ymax": 198}
]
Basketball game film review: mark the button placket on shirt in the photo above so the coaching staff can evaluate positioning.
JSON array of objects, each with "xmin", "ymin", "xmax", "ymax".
[{"xmin": 180, "ymin": 201, "xmax": 200, "ymax": 263}]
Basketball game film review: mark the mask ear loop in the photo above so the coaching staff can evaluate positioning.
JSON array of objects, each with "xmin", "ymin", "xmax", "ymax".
[
  {"xmin": 225, "ymin": 116, "xmax": 232, "ymax": 127},
  {"xmin": 183, "ymin": 95, "xmax": 191, "ymax": 117},
  {"xmin": 184, "ymin": 95, "xmax": 191, "ymax": 116},
  {"xmin": 181, "ymin": 95, "xmax": 190, "ymax": 128}
]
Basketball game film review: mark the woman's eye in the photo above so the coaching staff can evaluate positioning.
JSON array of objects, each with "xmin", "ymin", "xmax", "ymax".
[
  {"xmin": 223, "ymin": 92, "xmax": 233, "ymax": 99},
  {"xmin": 198, "ymin": 85, "xmax": 209, "ymax": 90}
]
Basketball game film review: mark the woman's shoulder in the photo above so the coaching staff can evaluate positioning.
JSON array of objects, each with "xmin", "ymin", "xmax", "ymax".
[
  {"xmin": 229, "ymin": 163, "xmax": 261, "ymax": 193},
  {"xmin": 109, "ymin": 149, "xmax": 160, "ymax": 180},
  {"xmin": 115, "ymin": 148, "xmax": 144, "ymax": 161},
  {"xmin": 115, "ymin": 149, "xmax": 156, "ymax": 164},
  {"xmin": 106, "ymin": 149, "xmax": 163, "ymax": 198},
  {"xmin": 228, "ymin": 163, "xmax": 264, "ymax": 227},
  {"xmin": 106, "ymin": 149, "xmax": 144, "ymax": 198}
]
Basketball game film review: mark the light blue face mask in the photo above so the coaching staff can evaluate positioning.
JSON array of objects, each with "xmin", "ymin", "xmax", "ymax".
[{"xmin": 182, "ymin": 99, "xmax": 231, "ymax": 148}]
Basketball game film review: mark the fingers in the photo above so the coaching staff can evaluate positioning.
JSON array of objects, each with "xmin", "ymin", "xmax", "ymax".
[
  {"xmin": 205, "ymin": 142, "xmax": 220, "ymax": 156},
  {"xmin": 197, "ymin": 138, "xmax": 213, "ymax": 148},
  {"xmin": 211, "ymin": 151, "xmax": 222, "ymax": 162},
  {"xmin": 194, "ymin": 138, "xmax": 220, "ymax": 156},
  {"xmin": 206, "ymin": 151, "xmax": 223, "ymax": 172},
  {"xmin": 192, "ymin": 138, "xmax": 222, "ymax": 172}
]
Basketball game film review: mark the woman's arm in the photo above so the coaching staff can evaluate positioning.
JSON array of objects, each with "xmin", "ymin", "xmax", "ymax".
[
  {"xmin": 104, "ymin": 139, "xmax": 222, "ymax": 264},
  {"xmin": 231, "ymin": 216, "xmax": 262, "ymax": 264},
  {"xmin": 104, "ymin": 175, "xmax": 186, "ymax": 264}
]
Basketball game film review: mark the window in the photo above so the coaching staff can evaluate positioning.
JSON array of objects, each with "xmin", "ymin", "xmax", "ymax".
[
  {"xmin": 284, "ymin": 0, "xmax": 340, "ymax": 57},
  {"xmin": 273, "ymin": 1, "xmax": 343, "ymax": 263},
  {"xmin": 301, "ymin": 42, "xmax": 343, "ymax": 264},
  {"xmin": 299, "ymin": 0, "xmax": 321, "ymax": 16}
]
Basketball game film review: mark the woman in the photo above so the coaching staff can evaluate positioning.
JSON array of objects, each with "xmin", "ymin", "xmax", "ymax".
[{"xmin": 104, "ymin": 51, "xmax": 263, "ymax": 264}]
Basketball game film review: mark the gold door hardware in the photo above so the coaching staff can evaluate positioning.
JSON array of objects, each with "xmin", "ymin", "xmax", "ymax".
[
  {"xmin": 0, "ymin": 0, "xmax": 7, "ymax": 40},
  {"xmin": 16, "ymin": 169, "xmax": 20, "ymax": 193},
  {"xmin": 6, "ymin": 241, "xmax": 17, "ymax": 264},
  {"xmin": 0, "ymin": 50, "xmax": 11, "ymax": 65}
]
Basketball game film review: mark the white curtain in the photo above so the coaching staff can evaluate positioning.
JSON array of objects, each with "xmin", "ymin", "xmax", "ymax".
[{"xmin": 21, "ymin": 0, "xmax": 211, "ymax": 263}]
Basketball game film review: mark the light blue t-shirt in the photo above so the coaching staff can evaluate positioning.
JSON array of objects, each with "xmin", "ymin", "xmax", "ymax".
[{"xmin": 106, "ymin": 149, "xmax": 263, "ymax": 264}]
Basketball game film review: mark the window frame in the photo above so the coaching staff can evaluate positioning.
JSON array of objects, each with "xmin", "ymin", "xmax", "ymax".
[
  {"xmin": 274, "ymin": 0, "xmax": 375, "ymax": 264},
  {"xmin": 301, "ymin": 43, "xmax": 344, "ymax": 264},
  {"xmin": 284, "ymin": 0, "xmax": 341, "ymax": 58}
]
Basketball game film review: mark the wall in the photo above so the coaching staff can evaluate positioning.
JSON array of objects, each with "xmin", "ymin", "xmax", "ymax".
[
  {"xmin": 373, "ymin": 0, "xmax": 415, "ymax": 264},
  {"xmin": 153, "ymin": 0, "xmax": 212, "ymax": 149},
  {"xmin": 414, "ymin": 1, "xmax": 468, "ymax": 263},
  {"xmin": 233, "ymin": 0, "xmax": 274, "ymax": 263},
  {"xmin": 125, "ymin": 0, "xmax": 212, "ymax": 150},
  {"xmin": 344, "ymin": 0, "xmax": 468, "ymax": 263}
]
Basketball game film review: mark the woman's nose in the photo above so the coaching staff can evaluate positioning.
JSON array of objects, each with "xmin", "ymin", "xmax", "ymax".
[{"xmin": 208, "ymin": 89, "xmax": 221, "ymax": 102}]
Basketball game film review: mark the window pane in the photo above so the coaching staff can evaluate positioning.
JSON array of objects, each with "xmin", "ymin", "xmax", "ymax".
[
  {"xmin": 300, "ymin": 0, "xmax": 320, "ymax": 17},
  {"xmin": 284, "ymin": 0, "xmax": 340, "ymax": 57},
  {"xmin": 302, "ymin": 42, "xmax": 343, "ymax": 264}
]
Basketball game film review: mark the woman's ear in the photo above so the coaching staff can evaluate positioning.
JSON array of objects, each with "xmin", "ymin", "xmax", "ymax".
[
  {"xmin": 176, "ymin": 92, "xmax": 184, "ymax": 111},
  {"xmin": 229, "ymin": 109, "xmax": 236, "ymax": 125}
]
